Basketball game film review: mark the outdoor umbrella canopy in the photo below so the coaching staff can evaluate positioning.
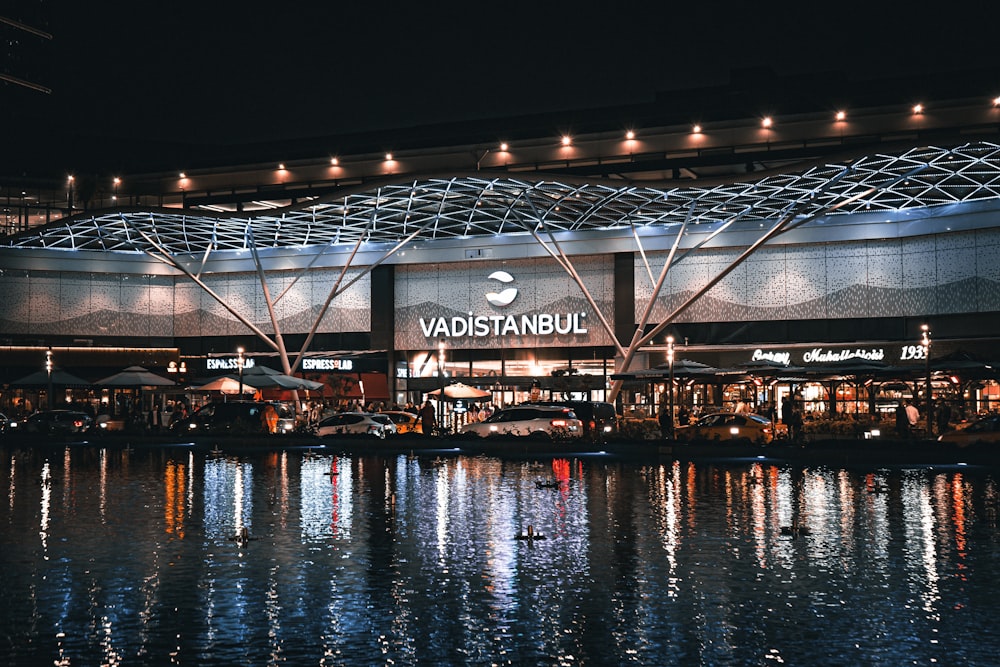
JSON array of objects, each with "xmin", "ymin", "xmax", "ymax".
[
  {"xmin": 190, "ymin": 376, "xmax": 258, "ymax": 394},
  {"xmin": 655, "ymin": 358, "xmax": 725, "ymax": 376},
  {"xmin": 238, "ymin": 365, "xmax": 326, "ymax": 391},
  {"xmin": 426, "ymin": 382, "xmax": 492, "ymax": 399},
  {"xmin": 10, "ymin": 368, "xmax": 92, "ymax": 387},
  {"xmin": 94, "ymin": 365, "xmax": 175, "ymax": 387}
]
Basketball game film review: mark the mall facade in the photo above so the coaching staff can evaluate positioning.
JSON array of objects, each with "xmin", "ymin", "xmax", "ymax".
[{"xmin": 2, "ymin": 70, "xmax": 999, "ymax": 418}]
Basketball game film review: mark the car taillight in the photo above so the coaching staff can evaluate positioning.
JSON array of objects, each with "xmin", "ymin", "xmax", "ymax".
[
  {"xmin": 73, "ymin": 419, "xmax": 85, "ymax": 428},
  {"xmin": 551, "ymin": 419, "xmax": 567, "ymax": 427},
  {"xmin": 589, "ymin": 420, "xmax": 596, "ymax": 430}
]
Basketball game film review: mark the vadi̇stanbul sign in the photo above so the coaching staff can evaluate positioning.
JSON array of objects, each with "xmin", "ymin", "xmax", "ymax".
[{"xmin": 420, "ymin": 270, "xmax": 589, "ymax": 340}]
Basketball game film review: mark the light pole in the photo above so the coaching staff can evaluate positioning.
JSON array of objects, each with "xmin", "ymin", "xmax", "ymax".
[
  {"xmin": 237, "ymin": 347, "xmax": 245, "ymax": 400},
  {"xmin": 921, "ymin": 324, "xmax": 932, "ymax": 437},
  {"xmin": 45, "ymin": 348, "xmax": 54, "ymax": 409},
  {"xmin": 437, "ymin": 338, "xmax": 446, "ymax": 436},
  {"xmin": 667, "ymin": 335, "xmax": 675, "ymax": 439}
]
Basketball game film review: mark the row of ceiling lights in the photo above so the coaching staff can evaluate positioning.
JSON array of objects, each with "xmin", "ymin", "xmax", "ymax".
[{"xmin": 64, "ymin": 98, "xmax": 1000, "ymax": 187}]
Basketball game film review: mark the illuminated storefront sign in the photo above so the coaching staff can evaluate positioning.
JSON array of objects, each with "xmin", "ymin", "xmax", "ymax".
[
  {"xmin": 750, "ymin": 345, "xmax": 927, "ymax": 365},
  {"xmin": 420, "ymin": 312, "xmax": 588, "ymax": 340},
  {"xmin": 419, "ymin": 269, "xmax": 589, "ymax": 341},
  {"xmin": 301, "ymin": 358, "xmax": 354, "ymax": 371},
  {"xmin": 800, "ymin": 348, "xmax": 885, "ymax": 363},
  {"xmin": 206, "ymin": 357, "xmax": 256, "ymax": 371}
]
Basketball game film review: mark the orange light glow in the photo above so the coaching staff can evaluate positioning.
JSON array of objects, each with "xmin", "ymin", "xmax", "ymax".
[
  {"xmin": 835, "ymin": 110, "xmax": 846, "ymax": 121},
  {"xmin": 561, "ymin": 135, "xmax": 572, "ymax": 146},
  {"xmin": 761, "ymin": 117, "xmax": 773, "ymax": 128}
]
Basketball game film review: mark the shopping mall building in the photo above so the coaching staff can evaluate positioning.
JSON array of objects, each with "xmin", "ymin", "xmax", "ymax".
[{"xmin": 2, "ymin": 69, "xmax": 1000, "ymax": 418}]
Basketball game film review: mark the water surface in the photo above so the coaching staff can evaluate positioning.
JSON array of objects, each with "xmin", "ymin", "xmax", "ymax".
[{"xmin": 2, "ymin": 444, "xmax": 998, "ymax": 666}]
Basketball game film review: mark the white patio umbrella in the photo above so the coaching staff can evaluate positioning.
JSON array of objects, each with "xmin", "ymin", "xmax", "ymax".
[
  {"xmin": 191, "ymin": 376, "xmax": 258, "ymax": 395},
  {"xmin": 426, "ymin": 382, "xmax": 492, "ymax": 400},
  {"xmin": 94, "ymin": 365, "xmax": 175, "ymax": 387}
]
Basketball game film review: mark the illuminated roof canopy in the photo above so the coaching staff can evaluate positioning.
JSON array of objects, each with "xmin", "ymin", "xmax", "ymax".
[{"xmin": 7, "ymin": 141, "xmax": 1000, "ymax": 254}]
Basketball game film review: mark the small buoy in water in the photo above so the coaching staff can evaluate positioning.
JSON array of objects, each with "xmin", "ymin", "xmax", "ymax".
[
  {"xmin": 780, "ymin": 521, "xmax": 810, "ymax": 537},
  {"xmin": 515, "ymin": 525, "xmax": 547, "ymax": 541},
  {"xmin": 229, "ymin": 525, "xmax": 256, "ymax": 545}
]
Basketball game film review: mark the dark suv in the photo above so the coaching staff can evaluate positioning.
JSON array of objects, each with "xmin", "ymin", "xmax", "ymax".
[
  {"xmin": 524, "ymin": 401, "xmax": 618, "ymax": 440},
  {"xmin": 170, "ymin": 401, "xmax": 279, "ymax": 434}
]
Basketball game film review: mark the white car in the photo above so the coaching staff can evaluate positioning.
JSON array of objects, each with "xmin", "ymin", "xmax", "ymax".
[
  {"xmin": 460, "ymin": 405, "xmax": 583, "ymax": 440},
  {"xmin": 316, "ymin": 412, "xmax": 397, "ymax": 439}
]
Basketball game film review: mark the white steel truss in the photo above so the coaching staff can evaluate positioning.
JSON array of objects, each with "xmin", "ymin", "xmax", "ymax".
[{"xmin": 5, "ymin": 142, "xmax": 1000, "ymax": 254}]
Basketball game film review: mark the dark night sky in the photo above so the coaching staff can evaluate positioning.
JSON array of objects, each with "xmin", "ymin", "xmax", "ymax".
[{"xmin": 3, "ymin": 1, "xmax": 997, "ymax": 174}]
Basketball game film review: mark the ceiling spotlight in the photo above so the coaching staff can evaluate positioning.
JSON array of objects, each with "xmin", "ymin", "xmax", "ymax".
[
  {"xmin": 330, "ymin": 157, "xmax": 339, "ymax": 166},
  {"xmin": 692, "ymin": 124, "xmax": 702, "ymax": 134},
  {"xmin": 179, "ymin": 172, "xmax": 187, "ymax": 179},
  {"xmin": 278, "ymin": 163, "xmax": 286, "ymax": 170},
  {"xmin": 561, "ymin": 135, "xmax": 572, "ymax": 146},
  {"xmin": 625, "ymin": 130, "xmax": 636, "ymax": 140},
  {"xmin": 993, "ymin": 96, "xmax": 1000, "ymax": 107},
  {"xmin": 761, "ymin": 117, "xmax": 773, "ymax": 128},
  {"xmin": 912, "ymin": 103, "xmax": 924, "ymax": 114},
  {"xmin": 385, "ymin": 153, "xmax": 393, "ymax": 161},
  {"xmin": 499, "ymin": 142, "xmax": 508, "ymax": 151},
  {"xmin": 835, "ymin": 110, "xmax": 846, "ymax": 121}
]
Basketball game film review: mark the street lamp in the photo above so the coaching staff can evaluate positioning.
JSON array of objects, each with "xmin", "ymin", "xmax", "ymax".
[
  {"xmin": 437, "ymin": 338, "xmax": 446, "ymax": 436},
  {"xmin": 921, "ymin": 324, "xmax": 932, "ymax": 436},
  {"xmin": 667, "ymin": 335, "xmax": 675, "ymax": 439},
  {"xmin": 237, "ymin": 347, "xmax": 245, "ymax": 399},
  {"xmin": 45, "ymin": 348, "xmax": 54, "ymax": 409}
]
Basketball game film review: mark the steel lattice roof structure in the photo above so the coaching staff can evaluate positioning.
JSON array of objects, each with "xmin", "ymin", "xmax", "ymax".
[{"xmin": 6, "ymin": 141, "xmax": 1000, "ymax": 256}]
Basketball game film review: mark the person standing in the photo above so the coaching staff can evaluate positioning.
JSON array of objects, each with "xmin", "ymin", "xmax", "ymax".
[
  {"xmin": 419, "ymin": 400, "xmax": 436, "ymax": 436},
  {"xmin": 658, "ymin": 405, "xmax": 673, "ymax": 439},
  {"xmin": 905, "ymin": 401, "xmax": 920, "ymax": 431},
  {"xmin": 936, "ymin": 401, "xmax": 952, "ymax": 434},
  {"xmin": 895, "ymin": 400, "xmax": 910, "ymax": 438}
]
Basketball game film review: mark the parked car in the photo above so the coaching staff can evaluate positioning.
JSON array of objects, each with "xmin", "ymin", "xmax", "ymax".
[
  {"xmin": 381, "ymin": 410, "xmax": 421, "ymax": 434},
  {"xmin": 18, "ymin": 409, "xmax": 94, "ymax": 435},
  {"xmin": 460, "ymin": 405, "xmax": 583, "ymax": 440},
  {"xmin": 524, "ymin": 400, "xmax": 618, "ymax": 440},
  {"xmin": 170, "ymin": 401, "xmax": 280, "ymax": 434},
  {"xmin": 316, "ymin": 412, "xmax": 397, "ymax": 438},
  {"xmin": 0, "ymin": 412, "xmax": 9, "ymax": 433},
  {"xmin": 674, "ymin": 412, "xmax": 776, "ymax": 445},
  {"xmin": 938, "ymin": 414, "xmax": 1000, "ymax": 447}
]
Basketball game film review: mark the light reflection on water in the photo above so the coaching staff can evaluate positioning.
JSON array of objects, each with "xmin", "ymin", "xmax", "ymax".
[{"xmin": 2, "ymin": 446, "xmax": 1000, "ymax": 666}]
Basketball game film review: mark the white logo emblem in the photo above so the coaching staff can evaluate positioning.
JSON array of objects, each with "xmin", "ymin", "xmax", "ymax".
[{"xmin": 485, "ymin": 270, "xmax": 518, "ymax": 307}]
